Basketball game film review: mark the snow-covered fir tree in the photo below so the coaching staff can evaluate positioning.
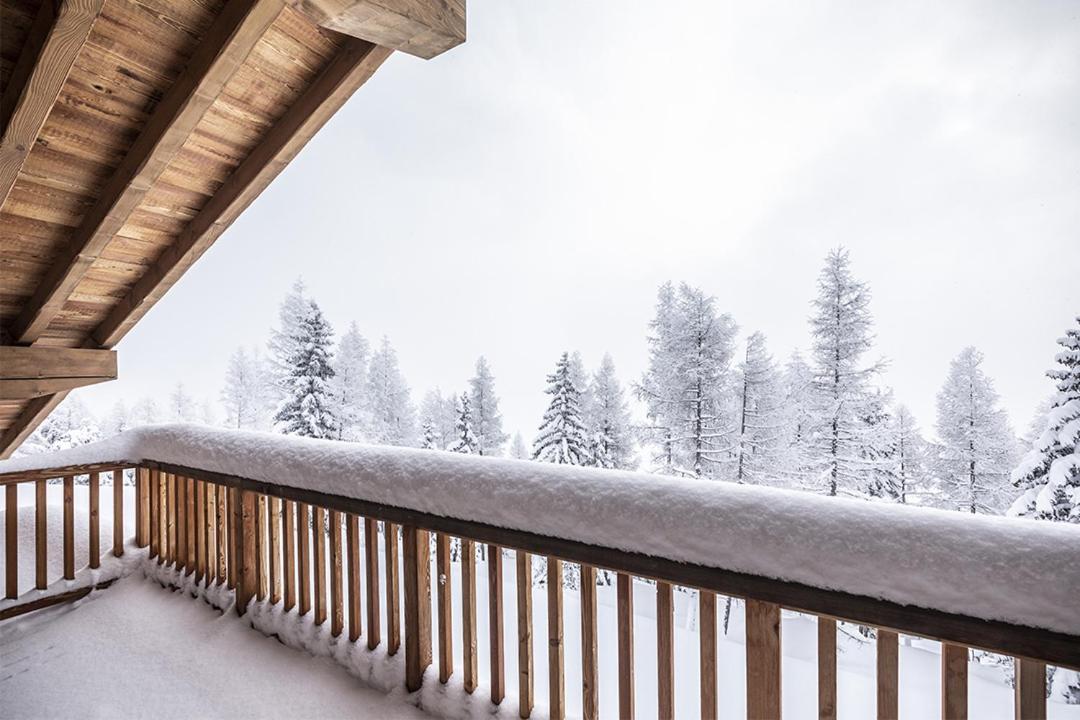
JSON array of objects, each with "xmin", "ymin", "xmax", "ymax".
[
  {"xmin": 221, "ymin": 346, "xmax": 272, "ymax": 430},
  {"xmin": 777, "ymin": 350, "xmax": 815, "ymax": 485},
  {"xmin": 451, "ymin": 392, "xmax": 478, "ymax": 454},
  {"xmin": 934, "ymin": 347, "xmax": 1016, "ymax": 514},
  {"xmin": 274, "ymin": 300, "xmax": 338, "ymax": 439},
  {"xmin": 881, "ymin": 404, "xmax": 928, "ymax": 504},
  {"xmin": 509, "ymin": 431, "xmax": 528, "ymax": 459},
  {"xmin": 330, "ymin": 322, "xmax": 370, "ymax": 441},
  {"xmin": 419, "ymin": 419, "xmax": 438, "ymax": 449},
  {"xmin": 861, "ymin": 388, "xmax": 898, "ymax": 498},
  {"xmin": 469, "ymin": 357, "xmax": 508, "ymax": 455},
  {"xmin": 585, "ymin": 353, "xmax": 635, "ymax": 469},
  {"xmin": 807, "ymin": 248, "xmax": 884, "ymax": 497},
  {"xmin": 130, "ymin": 397, "xmax": 161, "ymax": 426},
  {"xmin": 169, "ymin": 382, "xmax": 196, "ymax": 422},
  {"xmin": 19, "ymin": 396, "xmax": 101, "ymax": 455},
  {"xmin": 731, "ymin": 332, "xmax": 783, "ymax": 484},
  {"xmin": 637, "ymin": 283, "xmax": 738, "ymax": 478},
  {"xmin": 1010, "ymin": 316, "xmax": 1080, "ymax": 523},
  {"xmin": 267, "ymin": 278, "xmax": 308, "ymax": 404},
  {"xmin": 533, "ymin": 352, "xmax": 590, "ymax": 465},
  {"xmin": 366, "ymin": 336, "xmax": 415, "ymax": 446},
  {"xmin": 419, "ymin": 388, "xmax": 457, "ymax": 450}
]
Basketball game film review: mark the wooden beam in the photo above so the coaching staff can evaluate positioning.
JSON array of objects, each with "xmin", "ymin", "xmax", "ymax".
[
  {"xmin": 0, "ymin": 579, "xmax": 117, "ymax": 622},
  {"xmin": 0, "ymin": 392, "xmax": 69, "ymax": 460},
  {"xmin": 92, "ymin": 39, "xmax": 393, "ymax": 348},
  {"xmin": 8, "ymin": 0, "xmax": 284, "ymax": 345},
  {"xmin": 290, "ymin": 0, "xmax": 465, "ymax": 59},
  {"xmin": 0, "ymin": 0, "xmax": 104, "ymax": 211},
  {"xmin": 0, "ymin": 346, "xmax": 117, "ymax": 400}
]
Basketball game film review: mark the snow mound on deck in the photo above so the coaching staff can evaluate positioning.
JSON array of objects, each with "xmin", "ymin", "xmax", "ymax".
[{"xmin": 2, "ymin": 424, "xmax": 1078, "ymax": 637}]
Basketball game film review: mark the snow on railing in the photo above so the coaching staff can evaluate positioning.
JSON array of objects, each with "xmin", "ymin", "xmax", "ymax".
[{"xmin": 2, "ymin": 423, "xmax": 1078, "ymax": 719}]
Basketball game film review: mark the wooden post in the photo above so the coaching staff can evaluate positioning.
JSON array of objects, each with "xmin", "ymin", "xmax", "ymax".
[
  {"xmin": 63, "ymin": 476, "xmax": 74, "ymax": 580},
  {"xmin": 657, "ymin": 581, "xmax": 674, "ymax": 719},
  {"xmin": 462, "ymin": 538, "xmax": 477, "ymax": 693},
  {"xmin": 187, "ymin": 477, "xmax": 197, "ymax": 571},
  {"xmin": 700, "ymin": 591, "xmax": 717, "ymax": 720},
  {"xmin": 35, "ymin": 479, "xmax": 46, "ymax": 589},
  {"xmin": 161, "ymin": 473, "xmax": 171, "ymax": 563},
  {"xmin": 386, "ymin": 522, "xmax": 401, "ymax": 655},
  {"xmin": 347, "ymin": 513, "xmax": 361, "ymax": 641},
  {"xmin": 228, "ymin": 487, "xmax": 240, "ymax": 588},
  {"xmin": 1014, "ymin": 658, "xmax": 1046, "ymax": 720},
  {"xmin": 195, "ymin": 480, "xmax": 206, "ymax": 583},
  {"xmin": 330, "ymin": 510, "xmax": 343, "ymax": 636},
  {"xmin": 617, "ymin": 572, "xmax": 635, "ymax": 720},
  {"xmin": 237, "ymin": 490, "xmax": 257, "ymax": 615},
  {"xmin": 877, "ymin": 630, "xmax": 899, "ymax": 720},
  {"xmin": 206, "ymin": 482, "xmax": 217, "ymax": 585},
  {"xmin": 941, "ymin": 643, "xmax": 968, "ymax": 720},
  {"xmin": 436, "ymin": 533, "xmax": 453, "ymax": 683},
  {"xmin": 403, "ymin": 526, "xmax": 432, "ymax": 693},
  {"xmin": 283, "ymin": 499, "xmax": 296, "ymax": 610},
  {"xmin": 149, "ymin": 469, "xmax": 160, "ymax": 560},
  {"xmin": 547, "ymin": 557, "xmax": 564, "ymax": 720},
  {"xmin": 489, "ymin": 543, "xmax": 505, "ymax": 704},
  {"xmin": 313, "ymin": 506, "xmax": 327, "ymax": 625},
  {"xmin": 517, "ymin": 551, "xmax": 534, "ymax": 719},
  {"xmin": 176, "ymin": 474, "xmax": 186, "ymax": 568},
  {"xmin": 137, "ymin": 467, "xmax": 149, "ymax": 547},
  {"xmin": 746, "ymin": 600, "xmax": 781, "ymax": 720},
  {"xmin": 298, "ymin": 502, "xmax": 311, "ymax": 615},
  {"xmin": 270, "ymin": 496, "xmax": 282, "ymax": 604},
  {"xmin": 5, "ymin": 483, "xmax": 17, "ymax": 598},
  {"xmin": 580, "ymin": 564, "xmax": 598, "ymax": 720},
  {"xmin": 256, "ymin": 494, "xmax": 267, "ymax": 600},
  {"xmin": 818, "ymin": 617, "xmax": 837, "ymax": 720},
  {"xmin": 364, "ymin": 516, "xmax": 381, "ymax": 649},
  {"xmin": 88, "ymin": 472, "xmax": 100, "ymax": 569},
  {"xmin": 113, "ymin": 469, "xmax": 124, "ymax": 557}
]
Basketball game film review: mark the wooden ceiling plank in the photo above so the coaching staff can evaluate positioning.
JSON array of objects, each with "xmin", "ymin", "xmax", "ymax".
[
  {"xmin": 92, "ymin": 38, "xmax": 393, "ymax": 348},
  {"xmin": 0, "ymin": 0, "xmax": 104, "ymax": 211},
  {"xmin": 0, "ymin": 345, "xmax": 117, "ymax": 379},
  {"xmin": 290, "ymin": 0, "xmax": 465, "ymax": 59},
  {"xmin": 0, "ymin": 376, "xmax": 112, "ymax": 401},
  {"xmin": 0, "ymin": 391, "xmax": 69, "ymax": 459},
  {"xmin": 8, "ymin": 0, "xmax": 286, "ymax": 345}
]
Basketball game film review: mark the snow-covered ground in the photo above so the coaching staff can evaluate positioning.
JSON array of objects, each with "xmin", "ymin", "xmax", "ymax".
[{"xmin": 3, "ymin": 491, "xmax": 1078, "ymax": 719}]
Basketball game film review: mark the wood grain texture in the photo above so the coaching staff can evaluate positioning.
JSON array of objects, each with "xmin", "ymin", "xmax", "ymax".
[
  {"xmin": 580, "ymin": 564, "xmax": 598, "ymax": 720},
  {"xmin": 489, "ymin": 543, "xmax": 505, "ymax": 704},
  {"xmin": 461, "ymin": 538, "xmax": 477, "ymax": 693},
  {"xmin": 699, "ymin": 591, "xmax": 717, "ymax": 720},
  {"xmin": 547, "ymin": 557, "xmax": 564, "ymax": 720},
  {"xmin": 88, "ymin": 471, "xmax": 100, "ymax": 568},
  {"xmin": 269, "ymin": 496, "xmax": 281, "ymax": 603},
  {"xmin": 35, "ymin": 479, "xmax": 46, "ymax": 589},
  {"xmin": 617, "ymin": 572, "xmax": 635, "ymax": 720},
  {"xmin": 6, "ymin": 483, "xmax": 18, "ymax": 598},
  {"xmin": 62, "ymin": 476, "xmax": 74, "ymax": 579},
  {"xmin": 293, "ymin": 0, "xmax": 465, "ymax": 59},
  {"xmin": 365, "ymin": 516, "xmax": 381, "ymax": 649},
  {"xmin": 941, "ymin": 643, "xmax": 968, "ymax": 720},
  {"xmin": 818, "ymin": 617, "xmax": 837, "ymax": 720},
  {"xmin": 403, "ymin": 526, "xmax": 431, "ymax": 693},
  {"xmin": 113, "ymin": 469, "xmax": 124, "ymax": 556},
  {"xmin": 206, "ymin": 482, "xmax": 217, "ymax": 584},
  {"xmin": 436, "ymin": 533, "xmax": 452, "ymax": 683},
  {"xmin": 283, "ymin": 499, "xmax": 296, "ymax": 610},
  {"xmin": 297, "ymin": 501, "xmax": 311, "ymax": 615},
  {"xmin": 386, "ymin": 521, "xmax": 400, "ymax": 654},
  {"xmin": 137, "ymin": 467, "xmax": 149, "ymax": 548},
  {"xmin": 1014, "ymin": 658, "xmax": 1046, "ymax": 720},
  {"xmin": 255, "ymin": 492, "xmax": 267, "ymax": 599},
  {"xmin": 516, "ymin": 550, "xmax": 533, "ymax": 718},
  {"xmin": 877, "ymin": 630, "xmax": 899, "ymax": 720},
  {"xmin": 313, "ymin": 505, "xmax": 326, "ymax": 625},
  {"xmin": 656, "ymin": 581, "xmax": 674, "ymax": 719},
  {"xmin": 330, "ymin": 509, "xmax": 343, "ymax": 636},
  {"xmin": 237, "ymin": 489, "xmax": 256, "ymax": 614},
  {"xmin": 347, "ymin": 513, "xmax": 361, "ymax": 640},
  {"xmin": 746, "ymin": 599, "xmax": 781, "ymax": 720},
  {"xmin": 195, "ymin": 479, "xmax": 206, "ymax": 582}
]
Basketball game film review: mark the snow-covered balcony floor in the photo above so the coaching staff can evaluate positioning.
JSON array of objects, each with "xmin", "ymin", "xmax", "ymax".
[{"xmin": 0, "ymin": 574, "xmax": 431, "ymax": 719}]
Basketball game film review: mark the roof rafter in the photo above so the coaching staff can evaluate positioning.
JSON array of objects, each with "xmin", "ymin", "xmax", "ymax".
[
  {"xmin": 0, "ymin": 0, "xmax": 105, "ymax": 211},
  {"xmin": 8, "ymin": 0, "xmax": 286, "ymax": 345}
]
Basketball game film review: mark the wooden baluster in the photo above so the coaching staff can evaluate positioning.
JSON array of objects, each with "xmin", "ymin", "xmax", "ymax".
[
  {"xmin": 188, "ymin": 477, "xmax": 197, "ymax": 571},
  {"xmin": 5, "ymin": 483, "xmax": 17, "ymax": 598},
  {"xmin": 314, "ymin": 506, "xmax": 327, "ymax": 625},
  {"xmin": 700, "ymin": 591, "xmax": 717, "ymax": 720},
  {"xmin": 403, "ymin": 526, "xmax": 432, "ymax": 693},
  {"xmin": 580, "ymin": 564, "xmax": 598, "ymax": 720},
  {"xmin": 237, "ymin": 490, "xmax": 257, "ymax": 615},
  {"xmin": 346, "ymin": 513, "xmax": 361, "ymax": 641},
  {"xmin": 517, "ymin": 551, "xmax": 534, "ymax": 718},
  {"xmin": 256, "ymin": 494, "xmax": 267, "ymax": 601},
  {"xmin": 216, "ymin": 485, "xmax": 227, "ymax": 583},
  {"xmin": 176, "ymin": 475, "xmax": 186, "ymax": 569},
  {"xmin": 137, "ymin": 467, "xmax": 149, "ymax": 548},
  {"xmin": 113, "ymin": 469, "xmax": 124, "ymax": 557},
  {"xmin": 386, "ymin": 522, "xmax": 401, "ymax": 655},
  {"xmin": 205, "ymin": 482, "xmax": 217, "ymax": 585},
  {"xmin": 489, "ymin": 543, "xmax": 506, "ymax": 704},
  {"xmin": 162, "ymin": 472, "xmax": 172, "ymax": 564},
  {"xmin": 941, "ymin": 643, "xmax": 968, "ymax": 720},
  {"xmin": 462, "ymin": 538, "xmax": 477, "ymax": 693},
  {"xmin": 195, "ymin": 480, "xmax": 206, "ymax": 584},
  {"xmin": 330, "ymin": 510, "xmax": 343, "ymax": 636},
  {"xmin": 877, "ymin": 630, "xmax": 899, "ymax": 720},
  {"xmin": 436, "ymin": 533, "xmax": 453, "ymax": 683},
  {"xmin": 1014, "ymin": 658, "xmax": 1046, "ymax": 720},
  {"xmin": 270, "ymin": 496, "xmax": 282, "ymax": 604},
  {"xmin": 283, "ymin": 499, "xmax": 296, "ymax": 610},
  {"xmin": 297, "ymin": 502, "xmax": 311, "ymax": 615},
  {"xmin": 88, "ymin": 472, "xmax": 100, "ymax": 569},
  {"xmin": 617, "ymin": 572, "xmax": 635, "ymax": 720},
  {"xmin": 818, "ymin": 617, "xmax": 837, "ymax": 720},
  {"xmin": 149, "ymin": 469, "xmax": 160, "ymax": 560},
  {"xmin": 229, "ymin": 487, "xmax": 240, "ymax": 588},
  {"xmin": 547, "ymin": 557, "xmax": 565, "ymax": 720},
  {"xmin": 657, "ymin": 581, "xmax": 675, "ymax": 719},
  {"xmin": 746, "ymin": 600, "xmax": 782, "ymax": 720},
  {"xmin": 62, "ymin": 476, "xmax": 74, "ymax": 580},
  {"xmin": 35, "ymin": 479, "xmax": 46, "ymax": 589},
  {"xmin": 365, "ymin": 516, "xmax": 381, "ymax": 649}
]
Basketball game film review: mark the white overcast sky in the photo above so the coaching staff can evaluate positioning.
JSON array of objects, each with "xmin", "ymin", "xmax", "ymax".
[{"xmin": 78, "ymin": 0, "xmax": 1079, "ymax": 442}]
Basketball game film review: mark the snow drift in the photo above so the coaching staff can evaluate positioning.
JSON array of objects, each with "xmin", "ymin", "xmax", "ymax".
[{"xmin": 2, "ymin": 424, "xmax": 1078, "ymax": 637}]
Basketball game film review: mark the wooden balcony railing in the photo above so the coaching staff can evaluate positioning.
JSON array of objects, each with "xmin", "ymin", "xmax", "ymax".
[{"xmin": 1, "ymin": 436, "xmax": 1078, "ymax": 720}]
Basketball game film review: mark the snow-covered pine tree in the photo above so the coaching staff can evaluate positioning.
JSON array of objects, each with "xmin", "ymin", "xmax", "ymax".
[
  {"xmin": 451, "ymin": 392, "xmax": 478, "ymax": 453},
  {"xmin": 1010, "ymin": 316, "xmax": 1080, "ymax": 523},
  {"xmin": 366, "ymin": 336, "xmax": 416, "ymax": 446},
  {"xmin": 807, "ymin": 248, "xmax": 884, "ymax": 497},
  {"xmin": 637, "ymin": 283, "xmax": 738, "ymax": 478},
  {"xmin": 731, "ymin": 332, "xmax": 783, "ymax": 484},
  {"xmin": 267, "ymin": 278, "xmax": 308, "ymax": 404},
  {"xmin": 469, "ymin": 357, "xmax": 508, "ymax": 456},
  {"xmin": 170, "ymin": 382, "xmax": 195, "ymax": 422},
  {"xmin": 883, "ymin": 404, "xmax": 928, "ymax": 504},
  {"xmin": 934, "ymin": 347, "xmax": 1016, "ymax": 514},
  {"xmin": 776, "ymin": 350, "xmax": 815, "ymax": 487},
  {"xmin": 509, "ymin": 431, "xmax": 528, "ymax": 459},
  {"xmin": 274, "ymin": 300, "xmax": 338, "ymax": 439},
  {"xmin": 533, "ymin": 352, "xmax": 590, "ymax": 465},
  {"xmin": 420, "ymin": 389, "xmax": 456, "ymax": 450},
  {"xmin": 221, "ymin": 346, "xmax": 266, "ymax": 429},
  {"xmin": 586, "ymin": 353, "xmax": 635, "ymax": 469},
  {"xmin": 330, "ymin": 322, "xmax": 370, "ymax": 441},
  {"xmin": 420, "ymin": 419, "xmax": 438, "ymax": 449},
  {"xmin": 19, "ymin": 396, "xmax": 101, "ymax": 455}
]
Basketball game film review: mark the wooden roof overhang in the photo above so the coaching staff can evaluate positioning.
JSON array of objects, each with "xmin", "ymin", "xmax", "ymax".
[{"xmin": 0, "ymin": 0, "xmax": 465, "ymax": 457}]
